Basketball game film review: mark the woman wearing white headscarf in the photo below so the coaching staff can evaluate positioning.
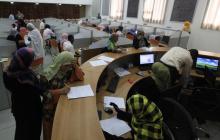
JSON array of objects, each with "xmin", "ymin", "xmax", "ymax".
[{"xmin": 26, "ymin": 23, "xmax": 45, "ymax": 58}]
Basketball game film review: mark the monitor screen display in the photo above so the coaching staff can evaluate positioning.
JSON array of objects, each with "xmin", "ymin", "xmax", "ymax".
[
  {"xmin": 140, "ymin": 54, "xmax": 154, "ymax": 65},
  {"xmin": 196, "ymin": 57, "xmax": 219, "ymax": 71}
]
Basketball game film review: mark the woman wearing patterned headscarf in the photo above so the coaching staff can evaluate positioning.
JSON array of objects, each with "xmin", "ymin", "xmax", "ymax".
[{"xmin": 103, "ymin": 94, "xmax": 163, "ymax": 140}]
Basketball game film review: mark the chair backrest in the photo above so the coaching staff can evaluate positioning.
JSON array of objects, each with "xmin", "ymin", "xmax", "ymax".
[
  {"xmin": 49, "ymin": 39, "xmax": 58, "ymax": 48},
  {"xmin": 149, "ymin": 39, "xmax": 160, "ymax": 46},
  {"xmin": 204, "ymin": 66, "xmax": 216, "ymax": 88},
  {"xmin": 191, "ymin": 87, "xmax": 220, "ymax": 121},
  {"xmin": 161, "ymin": 83, "xmax": 183, "ymax": 100},
  {"xmin": 31, "ymin": 57, "xmax": 43, "ymax": 68},
  {"xmin": 158, "ymin": 97, "xmax": 197, "ymax": 140},
  {"xmin": 81, "ymin": 47, "xmax": 106, "ymax": 64}
]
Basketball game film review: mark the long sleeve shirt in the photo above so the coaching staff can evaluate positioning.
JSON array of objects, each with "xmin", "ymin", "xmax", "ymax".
[{"xmin": 160, "ymin": 47, "xmax": 193, "ymax": 86}]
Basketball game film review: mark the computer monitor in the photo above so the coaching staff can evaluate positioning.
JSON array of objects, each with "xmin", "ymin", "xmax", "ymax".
[
  {"xmin": 196, "ymin": 57, "xmax": 219, "ymax": 71},
  {"xmin": 140, "ymin": 54, "xmax": 154, "ymax": 65}
]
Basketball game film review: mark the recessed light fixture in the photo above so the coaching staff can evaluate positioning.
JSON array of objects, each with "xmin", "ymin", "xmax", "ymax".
[
  {"xmin": 35, "ymin": 3, "xmax": 39, "ymax": 5},
  {"xmin": 58, "ymin": 3, "xmax": 62, "ymax": 6},
  {"xmin": 10, "ymin": 1, "xmax": 14, "ymax": 4}
]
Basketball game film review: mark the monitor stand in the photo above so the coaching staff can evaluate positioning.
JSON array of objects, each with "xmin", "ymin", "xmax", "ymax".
[
  {"xmin": 195, "ymin": 69, "xmax": 204, "ymax": 75},
  {"xmin": 139, "ymin": 65, "xmax": 150, "ymax": 71}
]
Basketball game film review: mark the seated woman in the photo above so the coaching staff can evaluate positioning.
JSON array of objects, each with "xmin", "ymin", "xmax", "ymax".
[
  {"xmin": 133, "ymin": 31, "xmax": 150, "ymax": 49},
  {"xmin": 103, "ymin": 94, "xmax": 163, "ymax": 140},
  {"xmin": 7, "ymin": 23, "xmax": 18, "ymax": 41},
  {"xmin": 59, "ymin": 33, "xmax": 75, "ymax": 54},
  {"xmin": 41, "ymin": 51, "xmax": 83, "ymax": 140},
  {"xmin": 107, "ymin": 33, "xmax": 119, "ymax": 51}
]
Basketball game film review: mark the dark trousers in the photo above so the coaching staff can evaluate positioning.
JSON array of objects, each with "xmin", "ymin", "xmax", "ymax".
[{"xmin": 14, "ymin": 114, "xmax": 42, "ymax": 140}]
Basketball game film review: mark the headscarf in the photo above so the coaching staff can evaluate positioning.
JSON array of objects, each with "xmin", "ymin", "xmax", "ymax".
[
  {"xmin": 127, "ymin": 94, "xmax": 163, "ymax": 140},
  {"xmin": 63, "ymin": 41, "xmax": 75, "ymax": 55},
  {"xmin": 27, "ymin": 23, "xmax": 45, "ymax": 58},
  {"xmin": 42, "ymin": 51, "xmax": 74, "ymax": 81},
  {"xmin": 151, "ymin": 62, "xmax": 171, "ymax": 92},
  {"xmin": 6, "ymin": 48, "xmax": 37, "ymax": 85},
  {"xmin": 60, "ymin": 32, "xmax": 69, "ymax": 45}
]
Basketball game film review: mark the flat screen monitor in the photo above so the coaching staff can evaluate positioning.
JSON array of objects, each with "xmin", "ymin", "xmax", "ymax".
[
  {"xmin": 140, "ymin": 54, "xmax": 154, "ymax": 65},
  {"xmin": 196, "ymin": 57, "xmax": 219, "ymax": 71}
]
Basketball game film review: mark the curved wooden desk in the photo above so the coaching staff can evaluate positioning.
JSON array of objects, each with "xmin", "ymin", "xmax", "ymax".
[
  {"xmin": 51, "ymin": 47, "xmax": 169, "ymax": 140},
  {"xmin": 51, "ymin": 47, "xmax": 220, "ymax": 140}
]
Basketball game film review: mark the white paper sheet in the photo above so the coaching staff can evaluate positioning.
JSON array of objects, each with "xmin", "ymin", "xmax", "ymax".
[
  {"xmin": 104, "ymin": 96, "xmax": 125, "ymax": 109},
  {"xmin": 89, "ymin": 60, "xmax": 107, "ymax": 67},
  {"xmin": 114, "ymin": 67, "xmax": 131, "ymax": 77},
  {"xmin": 100, "ymin": 116, "xmax": 131, "ymax": 136},
  {"xmin": 0, "ymin": 57, "xmax": 9, "ymax": 63},
  {"xmin": 98, "ymin": 55, "xmax": 114, "ymax": 62},
  {"xmin": 67, "ymin": 85, "xmax": 94, "ymax": 99}
]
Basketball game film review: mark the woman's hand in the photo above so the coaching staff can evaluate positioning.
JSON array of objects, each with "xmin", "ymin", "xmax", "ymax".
[{"xmin": 62, "ymin": 86, "xmax": 70, "ymax": 94}]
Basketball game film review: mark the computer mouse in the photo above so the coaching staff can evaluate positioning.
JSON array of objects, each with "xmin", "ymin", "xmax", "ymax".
[{"xmin": 104, "ymin": 108, "xmax": 113, "ymax": 114}]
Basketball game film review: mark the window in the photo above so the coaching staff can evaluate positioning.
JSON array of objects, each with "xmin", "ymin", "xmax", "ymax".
[
  {"xmin": 143, "ymin": 0, "xmax": 167, "ymax": 24},
  {"xmin": 202, "ymin": 0, "xmax": 220, "ymax": 30},
  {"xmin": 102, "ymin": 0, "xmax": 110, "ymax": 16},
  {"xmin": 110, "ymin": 0, "xmax": 124, "ymax": 20}
]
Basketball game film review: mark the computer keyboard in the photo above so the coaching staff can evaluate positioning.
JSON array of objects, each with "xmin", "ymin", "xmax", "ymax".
[{"xmin": 107, "ymin": 75, "xmax": 120, "ymax": 93}]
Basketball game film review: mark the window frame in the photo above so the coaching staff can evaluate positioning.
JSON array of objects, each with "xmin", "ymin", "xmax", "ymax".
[{"xmin": 142, "ymin": 0, "xmax": 168, "ymax": 24}]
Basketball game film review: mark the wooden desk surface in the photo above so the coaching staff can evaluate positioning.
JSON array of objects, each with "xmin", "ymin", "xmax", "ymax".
[
  {"xmin": 51, "ymin": 47, "xmax": 169, "ymax": 140},
  {"xmin": 52, "ymin": 47, "xmax": 220, "ymax": 140}
]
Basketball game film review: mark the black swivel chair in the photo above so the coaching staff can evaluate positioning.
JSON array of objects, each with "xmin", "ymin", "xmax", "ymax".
[
  {"xmin": 158, "ymin": 97, "xmax": 198, "ymax": 140},
  {"xmin": 204, "ymin": 66, "xmax": 216, "ymax": 88}
]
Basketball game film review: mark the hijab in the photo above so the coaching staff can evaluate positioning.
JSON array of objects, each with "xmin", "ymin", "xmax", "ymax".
[
  {"xmin": 27, "ymin": 23, "xmax": 45, "ymax": 58},
  {"xmin": 42, "ymin": 51, "xmax": 74, "ymax": 81},
  {"xmin": 6, "ymin": 48, "xmax": 38, "ymax": 85},
  {"xmin": 127, "ymin": 94, "xmax": 163, "ymax": 140},
  {"xmin": 151, "ymin": 62, "xmax": 171, "ymax": 92},
  {"xmin": 60, "ymin": 32, "xmax": 69, "ymax": 45}
]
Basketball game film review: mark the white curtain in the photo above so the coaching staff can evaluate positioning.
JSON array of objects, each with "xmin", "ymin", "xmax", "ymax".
[
  {"xmin": 202, "ymin": 0, "xmax": 220, "ymax": 30},
  {"xmin": 110, "ymin": 0, "xmax": 124, "ymax": 20},
  {"xmin": 143, "ymin": 0, "xmax": 167, "ymax": 24}
]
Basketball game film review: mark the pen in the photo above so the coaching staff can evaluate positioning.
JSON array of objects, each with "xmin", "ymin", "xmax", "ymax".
[{"xmin": 64, "ymin": 83, "xmax": 71, "ymax": 88}]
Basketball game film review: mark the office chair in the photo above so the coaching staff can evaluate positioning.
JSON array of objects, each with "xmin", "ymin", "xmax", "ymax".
[
  {"xmin": 149, "ymin": 38, "xmax": 160, "ymax": 46},
  {"xmin": 204, "ymin": 66, "xmax": 216, "ymax": 88},
  {"xmin": 180, "ymin": 86, "xmax": 220, "ymax": 138},
  {"xmin": 158, "ymin": 97, "xmax": 198, "ymax": 140}
]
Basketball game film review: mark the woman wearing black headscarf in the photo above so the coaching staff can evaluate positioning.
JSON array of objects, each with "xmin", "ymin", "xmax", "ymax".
[{"xmin": 3, "ymin": 48, "xmax": 46, "ymax": 140}]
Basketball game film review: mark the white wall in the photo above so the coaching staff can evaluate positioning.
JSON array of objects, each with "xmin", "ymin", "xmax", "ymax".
[
  {"xmin": 0, "ymin": 0, "xmax": 92, "ymax": 5},
  {"xmin": 99, "ymin": 0, "xmax": 220, "ymax": 53}
]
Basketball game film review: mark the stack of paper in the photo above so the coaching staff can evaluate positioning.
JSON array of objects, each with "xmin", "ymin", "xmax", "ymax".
[
  {"xmin": 0, "ymin": 58, "xmax": 9, "ymax": 63},
  {"xmin": 98, "ymin": 55, "xmax": 114, "ymax": 62},
  {"xmin": 104, "ymin": 96, "xmax": 125, "ymax": 109},
  {"xmin": 67, "ymin": 85, "xmax": 94, "ymax": 99},
  {"xmin": 100, "ymin": 116, "xmax": 131, "ymax": 136},
  {"xmin": 89, "ymin": 60, "xmax": 107, "ymax": 67},
  {"xmin": 114, "ymin": 67, "xmax": 131, "ymax": 77}
]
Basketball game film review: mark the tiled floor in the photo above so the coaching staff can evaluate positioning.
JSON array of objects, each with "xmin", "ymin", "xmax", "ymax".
[
  {"xmin": 0, "ymin": 109, "xmax": 43, "ymax": 140},
  {"xmin": 0, "ymin": 109, "xmax": 220, "ymax": 140}
]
